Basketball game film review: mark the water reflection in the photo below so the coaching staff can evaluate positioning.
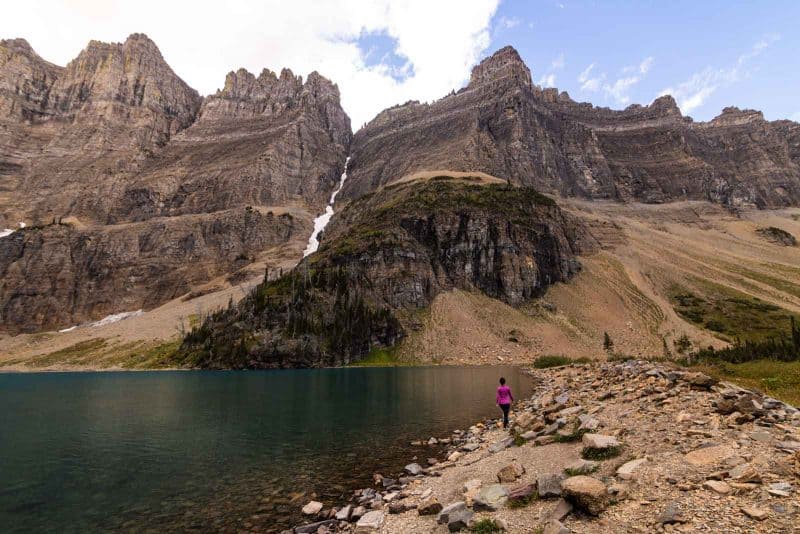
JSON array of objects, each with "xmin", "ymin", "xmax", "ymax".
[{"xmin": 0, "ymin": 366, "xmax": 531, "ymax": 533}]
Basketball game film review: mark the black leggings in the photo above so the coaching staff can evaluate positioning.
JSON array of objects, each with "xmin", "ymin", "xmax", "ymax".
[{"xmin": 499, "ymin": 403, "xmax": 510, "ymax": 428}]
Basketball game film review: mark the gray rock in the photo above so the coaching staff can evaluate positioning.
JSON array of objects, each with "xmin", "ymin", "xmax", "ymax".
[
  {"xmin": 616, "ymin": 458, "xmax": 647, "ymax": 480},
  {"xmin": 776, "ymin": 440, "xmax": 800, "ymax": 452},
  {"xmin": 489, "ymin": 437, "xmax": 515, "ymax": 453},
  {"xmin": 767, "ymin": 482, "xmax": 793, "ymax": 497},
  {"xmin": 350, "ymin": 506, "xmax": 367, "ymax": 521},
  {"xmin": 564, "ymin": 459, "xmax": 598, "ymax": 475},
  {"xmin": 657, "ymin": 502, "xmax": 688, "ymax": 525},
  {"xmin": 460, "ymin": 442, "xmax": 480, "ymax": 452},
  {"xmin": 301, "ymin": 501, "xmax": 323, "ymax": 516},
  {"xmin": 437, "ymin": 501, "xmax": 474, "ymax": 532},
  {"xmin": 334, "ymin": 505, "xmax": 351, "ymax": 521},
  {"xmin": 354, "ymin": 510, "xmax": 385, "ymax": 532},
  {"xmin": 404, "ymin": 463, "xmax": 423, "ymax": 475},
  {"xmin": 473, "ymin": 484, "xmax": 509, "ymax": 511},
  {"xmin": 537, "ymin": 473, "xmax": 566, "ymax": 498},
  {"xmin": 555, "ymin": 392, "xmax": 570, "ymax": 405}
]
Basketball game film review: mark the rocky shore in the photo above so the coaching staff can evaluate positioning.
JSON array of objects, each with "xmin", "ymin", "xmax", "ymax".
[{"xmin": 290, "ymin": 360, "xmax": 800, "ymax": 533}]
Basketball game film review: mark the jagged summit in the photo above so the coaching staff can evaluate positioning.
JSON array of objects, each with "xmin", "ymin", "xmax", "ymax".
[{"xmin": 470, "ymin": 45, "xmax": 532, "ymax": 88}]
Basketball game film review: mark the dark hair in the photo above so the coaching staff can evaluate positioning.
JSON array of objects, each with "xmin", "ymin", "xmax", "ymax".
[{"xmin": 499, "ymin": 377, "xmax": 506, "ymax": 385}]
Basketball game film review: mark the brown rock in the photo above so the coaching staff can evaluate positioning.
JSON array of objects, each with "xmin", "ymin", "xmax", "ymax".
[{"xmin": 560, "ymin": 476, "xmax": 609, "ymax": 515}]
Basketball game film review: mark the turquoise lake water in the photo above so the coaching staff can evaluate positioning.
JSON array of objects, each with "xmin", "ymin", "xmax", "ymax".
[{"xmin": 0, "ymin": 366, "xmax": 532, "ymax": 533}]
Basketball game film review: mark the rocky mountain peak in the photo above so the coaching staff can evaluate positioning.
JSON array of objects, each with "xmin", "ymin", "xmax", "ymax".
[
  {"xmin": 648, "ymin": 94, "xmax": 681, "ymax": 115},
  {"xmin": 469, "ymin": 45, "xmax": 532, "ymax": 89},
  {"xmin": 709, "ymin": 106, "xmax": 765, "ymax": 126}
]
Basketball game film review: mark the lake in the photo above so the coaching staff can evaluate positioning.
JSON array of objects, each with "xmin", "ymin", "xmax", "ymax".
[{"xmin": 0, "ymin": 366, "xmax": 533, "ymax": 533}]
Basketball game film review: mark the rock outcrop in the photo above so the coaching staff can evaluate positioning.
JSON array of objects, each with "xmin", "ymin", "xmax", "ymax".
[
  {"xmin": 177, "ymin": 178, "xmax": 587, "ymax": 368},
  {"xmin": 341, "ymin": 46, "xmax": 800, "ymax": 209},
  {"xmin": 0, "ymin": 35, "xmax": 351, "ymax": 333}
]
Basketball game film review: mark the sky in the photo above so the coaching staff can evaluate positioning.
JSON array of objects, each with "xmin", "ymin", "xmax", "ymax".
[{"xmin": 2, "ymin": 0, "xmax": 798, "ymax": 129}]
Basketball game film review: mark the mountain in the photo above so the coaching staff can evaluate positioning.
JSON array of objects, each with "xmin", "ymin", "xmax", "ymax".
[
  {"xmin": 0, "ymin": 34, "xmax": 350, "ymax": 333},
  {"xmin": 177, "ymin": 175, "xmax": 589, "ymax": 368},
  {"xmin": 176, "ymin": 45, "xmax": 800, "ymax": 369},
  {"xmin": 342, "ymin": 46, "xmax": 800, "ymax": 209}
]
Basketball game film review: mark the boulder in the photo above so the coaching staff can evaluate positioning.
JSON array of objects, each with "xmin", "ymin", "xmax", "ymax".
[
  {"xmin": 537, "ymin": 473, "xmax": 566, "ymax": 498},
  {"xmin": 564, "ymin": 459, "xmax": 598, "ymax": 475},
  {"xmin": 418, "ymin": 495, "xmax": 443, "ymax": 515},
  {"xmin": 497, "ymin": 460, "xmax": 525, "ymax": 483},
  {"xmin": 514, "ymin": 411, "xmax": 537, "ymax": 430},
  {"xmin": 354, "ymin": 510, "xmax": 385, "ymax": 532},
  {"xmin": 350, "ymin": 506, "xmax": 367, "ymax": 521},
  {"xmin": 581, "ymin": 433, "xmax": 620, "ymax": 449},
  {"xmin": 508, "ymin": 483, "xmax": 536, "ymax": 504},
  {"xmin": 473, "ymin": 484, "xmax": 509, "ymax": 511},
  {"xmin": 616, "ymin": 458, "xmax": 647, "ymax": 480},
  {"xmin": 560, "ymin": 476, "xmax": 609, "ymax": 515},
  {"xmin": 437, "ymin": 501, "xmax": 473, "ymax": 532},
  {"xmin": 684, "ymin": 445, "xmax": 734, "ymax": 466},
  {"xmin": 301, "ymin": 501, "xmax": 323, "ymax": 516},
  {"xmin": 462, "ymin": 479, "xmax": 482, "ymax": 505},
  {"xmin": 686, "ymin": 372, "xmax": 718, "ymax": 390},
  {"xmin": 728, "ymin": 463, "xmax": 761, "ymax": 483}
]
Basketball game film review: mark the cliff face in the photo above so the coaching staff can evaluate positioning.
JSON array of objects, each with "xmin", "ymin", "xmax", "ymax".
[
  {"xmin": 341, "ymin": 46, "xmax": 800, "ymax": 209},
  {"xmin": 0, "ymin": 35, "xmax": 351, "ymax": 333},
  {"xmin": 177, "ymin": 178, "xmax": 587, "ymax": 368}
]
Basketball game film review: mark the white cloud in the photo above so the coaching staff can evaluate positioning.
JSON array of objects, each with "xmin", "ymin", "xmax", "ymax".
[
  {"xmin": 537, "ymin": 52, "xmax": 564, "ymax": 88},
  {"xmin": 0, "ymin": 0, "xmax": 500, "ymax": 128},
  {"xmin": 791, "ymin": 111, "xmax": 800, "ymax": 122},
  {"xmin": 551, "ymin": 52, "xmax": 565, "ymax": 70},
  {"xmin": 576, "ymin": 56, "xmax": 653, "ymax": 105},
  {"xmin": 497, "ymin": 16, "xmax": 521, "ymax": 29},
  {"xmin": 661, "ymin": 34, "xmax": 780, "ymax": 115},
  {"xmin": 539, "ymin": 73, "xmax": 557, "ymax": 87}
]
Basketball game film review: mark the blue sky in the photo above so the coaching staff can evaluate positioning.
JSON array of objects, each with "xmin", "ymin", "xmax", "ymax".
[
  {"xmin": 3, "ymin": 1, "xmax": 798, "ymax": 126},
  {"xmin": 359, "ymin": 0, "xmax": 800, "ymax": 122}
]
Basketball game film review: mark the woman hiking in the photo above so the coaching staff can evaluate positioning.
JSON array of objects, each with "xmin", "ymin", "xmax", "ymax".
[{"xmin": 496, "ymin": 377, "xmax": 513, "ymax": 429}]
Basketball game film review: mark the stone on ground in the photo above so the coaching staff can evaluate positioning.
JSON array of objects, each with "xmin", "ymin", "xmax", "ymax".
[
  {"xmin": 740, "ymin": 506, "xmax": 769, "ymax": 521},
  {"xmin": 564, "ymin": 459, "xmax": 598, "ymax": 475},
  {"xmin": 355, "ymin": 510, "xmax": 385, "ymax": 532},
  {"xmin": 616, "ymin": 458, "xmax": 647, "ymax": 480},
  {"xmin": 497, "ymin": 460, "xmax": 525, "ymax": 483},
  {"xmin": 537, "ymin": 473, "xmax": 566, "ymax": 498},
  {"xmin": 437, "ymin": 501, "xmax": 474, "ymax": 532},
  {"xmin": 418, "ymin": 495, "xmax": 443, "ymax": 515},
  {"xmin": 684, "ymin": 445, "xmax": 734, "ymax": 466},
  {"xmin": 703, "ymin": 480, "xmax": 732, "ymax": 494},
  {"xmin": 543, "ymin": 519, "xmax": 571, "ymax": 534},
  {"xmin": 508, "ymin": 483, "xmax": 536, "ymax": 504},
  {"xmin": 560, "ymin": 476, "xmax": 609, "ymax": 516},
  {"xmin": 581, "ymin": 433, "xmax": 620, "ymax": 449},
  {"xmin": 473, "ymin": 483, "xmax": 509, "ymax": 511},
  {"xmin": 334, "ymin": 505, "xmax": 351, "ymax": 520},
  {"xmin": 548, "ymin": 498, "xmax": 573, "ymax": 522}
]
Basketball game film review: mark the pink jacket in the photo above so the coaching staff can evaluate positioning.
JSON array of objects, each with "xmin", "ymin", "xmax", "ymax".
[{"xmin": 496, "ymin": 385, "xmax": 513, "ymax": 405}]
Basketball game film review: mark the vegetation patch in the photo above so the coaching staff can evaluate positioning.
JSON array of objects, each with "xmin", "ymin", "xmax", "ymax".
[
  {"xmin": 565, "ymin": 463, "xmax": 599, "ymax": 476},
  {"xmin": 688, "ymin": 359, "xmax": 800, "ymax": 407},
  {"xmin": 349, "ymin": 346, "xmax": 411, "ymax": 367},
  {"xmin": 669, "ymin": 282, "xmax": 800, "ymax": 342},
  {"xmin": 533, "ymin": 355, "xmax": 572, "ymax": 368},
  {"xmin": 581, "ymin": 445, "xmax": 622, "ymax": 460},
  {"xmin": 508, "ymin": 490, "xmax": 538, "ymax": 509},
  {"xmin": 470, "ymin": 518, "xmax": 506, "ymax": 533},
  {"xmin": 554, "ymin": 425, "xmax": 590, "ymax": 443}
]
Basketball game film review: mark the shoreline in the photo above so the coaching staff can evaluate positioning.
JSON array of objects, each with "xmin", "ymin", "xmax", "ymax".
[{"xmin": 290, "ymin": 360, "xmax": 800, "ymax": 533}]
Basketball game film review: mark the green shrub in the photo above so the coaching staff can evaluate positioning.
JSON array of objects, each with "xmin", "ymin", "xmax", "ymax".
[
  {"xmin": 470, "ymin": 518, "xmax": 505, "ymax": 533},
  {"xmin": 533, "ymin": 355, "xmax": 572, "ymax": 368},
  {"xmin": 507, "ymin": 490, "xmax": 538, "ymax": 509},
  {"xmin": 581, "ymin": 445, "xmax": 622, "ymax": 460}
]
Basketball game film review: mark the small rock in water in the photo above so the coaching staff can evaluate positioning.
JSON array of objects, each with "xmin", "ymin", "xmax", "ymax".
[
  {"xmin": 301, "ymin": 501, "xmax": 323, "ymax": 516},
  {"xmin": 404, "ymin": 463, "xmax": 423, "ymax": 476},
  {"xmin": 427, "ymin": 437, "xmax": 439, "ymax": 445}
]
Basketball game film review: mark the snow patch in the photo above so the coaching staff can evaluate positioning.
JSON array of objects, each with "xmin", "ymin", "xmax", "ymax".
[
  {"xmin": 304, "ymin": 157, "xmax": 350, "ymax": 257},
  {"xmin": 58, "ymin": 309, "xmax": 144, "ymax": 333}
]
